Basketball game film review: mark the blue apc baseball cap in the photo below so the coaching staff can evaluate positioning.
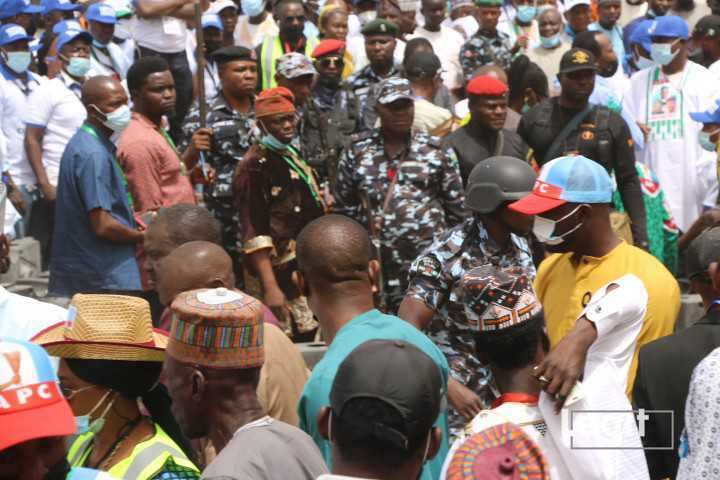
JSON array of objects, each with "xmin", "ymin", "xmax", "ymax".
[
  {"xmin": 509, "ymin": 155, "xmax": 612, "ymax": 215},
  {"xmin": 41, "ymin": 0, "xmax": 81, "ymax": 13},
  {"xmin": 86, "ymin": 2, "xmax": 117, "ymax": 24},
  {"xmin": 629, "ymin": 19, "xmax": 653, "ymax": 52},
  {"xmin": 649, "ymin": 15, "xmax": 690, "ymax": 40},
  {"xmin": 0, "ymin": 0, "xmax": 43, "ymax": 20},
  {"xmin": 52, "ymin": 18, "xmax": 81, "ymax": 34},
  {"xmin": 0, "ymin": 23, "xmax": 32, "ymax": 45},
  {"xmin": 201, "ymin": 13, "xmax": 222, "ymax": 30},
  {"xmin": 55, "ymin": 27, "xmax": 91, "ymax": 52},
  {"xmin": 690, "ymin": 100, "xmax": 720, "ymax": 124}
]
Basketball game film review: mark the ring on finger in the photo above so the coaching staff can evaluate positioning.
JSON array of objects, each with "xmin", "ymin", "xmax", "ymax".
[{"xmin": 538, "ymin": 375, "xmax": 551, "ymax": 384}]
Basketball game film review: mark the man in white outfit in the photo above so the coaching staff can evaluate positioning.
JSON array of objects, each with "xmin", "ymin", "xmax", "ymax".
[{"xmin": 623, "ymin": 15, "xmax": 719, "ymax": 232}]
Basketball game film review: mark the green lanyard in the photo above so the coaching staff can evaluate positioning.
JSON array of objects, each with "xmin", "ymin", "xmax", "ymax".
[
  {"xmin": 81, "ymin": 124, "xmax": 134, "ymax": 209},
  {"xmin": 263, "ymin": 141, "xmax": 323, "ymax": 207},
  {"xmin": 159, "ymin": 127, "xmax": 188, "ymax": 176}
]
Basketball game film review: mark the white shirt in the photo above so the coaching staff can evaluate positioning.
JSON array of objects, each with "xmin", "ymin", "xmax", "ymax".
[
  {"xmin": 623, "ymin": 61, "xmax": 720, "ymax": 231},
  {"xmin": 0, "ymin": 286, "xmax": 67, "ymax": 341},
  {"xmin": 408, "ymin": 25, "xmax": 465, "ymax": 90},
  {"xmin": 442, "ymin": 275, "xmax": 650, "ymax": 480},
  {"xmin": 88, "ymin": 43, "xmax": 130, "ymax": 80},
  {"xmin": 709, "ymin": 58, "xmax": 720, "ymax": 79},
  {"xmin": 23, "ymin": 72, "xmax": 86, "ymax": 187},
  {"xmin": 443, "ymin": 401, "xmax": 573, "ymax": 480},
  {"xmin": 0, "ymin": 68, "xmax": 46, "ymax": 185},
  {"xmin": 527, "ymin": 40, "xmax": 572, "ymax": 97},
  {"xmin": 131, "ymin": 12, "xmax": 187, "ymax": 53},
  {"xmin": 233, "ymin": 14, "xmax": 279, "ymax": 49}
]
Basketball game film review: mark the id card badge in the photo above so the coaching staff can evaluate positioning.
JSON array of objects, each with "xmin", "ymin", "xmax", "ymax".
[{"xmin": 162, "ymin": 16, "xmax": 182, "ymax": 35}]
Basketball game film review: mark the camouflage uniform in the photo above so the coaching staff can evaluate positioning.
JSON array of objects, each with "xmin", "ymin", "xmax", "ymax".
[
  {"xmin": 300, "ymin": 84, "xmax": 361, "ymax": 189},
  {"xmin": 405, "ymin": 217, "xmax": 536, "ymax": 435},
  {"xmin": 459, "ymin": 31, "xmax": 513, "ymax": 81},
  {"xmin": 334, "ymin": 129, "xmax": 466, "ymax": 310},
  {"xmin": 179, "ymin": 95, "xmax": 258, "ymax": 271},
  {"xmin": 348, "ymin": 64, "xmax": 401, "ymax": 129}
]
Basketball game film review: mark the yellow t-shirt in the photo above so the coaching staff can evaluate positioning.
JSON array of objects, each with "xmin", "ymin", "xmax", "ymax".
[{"xmin": 534, "ymin": 241, "xmax": 680, "ymax": 397}]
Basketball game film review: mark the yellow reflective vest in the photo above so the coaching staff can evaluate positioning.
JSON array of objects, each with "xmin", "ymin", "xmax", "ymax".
[
  {"xmin": 260, "ymin": 35, "xmax": 319, "ymax": 90},
  {"xmin": 67, "ymin": 424, "xmax": 200, "ymax": 480}
]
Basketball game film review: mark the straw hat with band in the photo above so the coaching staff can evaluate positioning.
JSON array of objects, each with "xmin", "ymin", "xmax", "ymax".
[{"xmin": 32, "ymin": 294, "xmax": 168, "ymax": 362}]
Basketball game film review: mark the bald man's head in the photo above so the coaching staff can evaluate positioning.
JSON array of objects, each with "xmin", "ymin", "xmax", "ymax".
[
  {"xmin": 82, "ymin": 75, "xmax": 129, "ymax": 132},
  {"xmin": 296, "ymin": 214, "xmax": 373, "ymax": 284},
  {"xmin": 156, "ymin": 241, "xmax": 235, "ymax": 306},
  {"xmin": 82, "ymin": 75, "xmax": 122, "ymax": 107}
]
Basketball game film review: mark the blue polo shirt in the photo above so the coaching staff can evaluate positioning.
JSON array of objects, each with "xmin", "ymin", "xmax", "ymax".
[
  {"xmin": 49, "ymin": 123, "xmax": 141, "ymax": 296},
  {"xmin": 298, "ymin": 309, "xmax": 451, "ymax": 480}
]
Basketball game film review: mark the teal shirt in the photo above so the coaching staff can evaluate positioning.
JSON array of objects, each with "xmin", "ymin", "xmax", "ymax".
[{"xmin": 297, "ymin": 309, "xmax": 451, "ymax": 480}]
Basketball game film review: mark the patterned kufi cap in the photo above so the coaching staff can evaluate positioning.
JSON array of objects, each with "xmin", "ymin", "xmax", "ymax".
[
  {"xmin": 168, "ymin": 288, "xmax": 264, "ymax": 368},
  {"xmin": 461, "ymin": 265, "xmax": 542, "ymax": 332}
]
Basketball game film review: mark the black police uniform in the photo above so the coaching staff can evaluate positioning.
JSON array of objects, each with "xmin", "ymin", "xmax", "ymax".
[{"xmin": 518, "ymin": 97, "xmax": 648, "ymax": 247}]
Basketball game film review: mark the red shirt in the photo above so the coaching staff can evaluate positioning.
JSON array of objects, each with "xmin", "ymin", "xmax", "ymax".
[{"xmin": 117, "ymin": 112, "xmax": 195, "ymax": 212}]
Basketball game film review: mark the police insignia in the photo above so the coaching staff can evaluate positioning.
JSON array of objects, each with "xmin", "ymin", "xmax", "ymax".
[
  {"xmin": 572, "ymin": 50, "xmax": 590, "ymax": 64},
  {"xmin": 417, "ymin": 256, "xmax": 441, "ymax": 279}
]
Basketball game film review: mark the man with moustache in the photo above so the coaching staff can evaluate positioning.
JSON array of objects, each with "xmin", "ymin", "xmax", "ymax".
[
  {"xmin": 117, "ymin": 56, "xmax": 212, "ymax": 214},
  {"xmin": 334, "ymin": 77, "xmax": 465, "ymax": 311},
  {"xmin": 301, "ymin": 39, "xmax": 360, "ymax": 189}
]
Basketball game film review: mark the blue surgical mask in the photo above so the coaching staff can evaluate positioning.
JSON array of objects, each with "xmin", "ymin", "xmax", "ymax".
[
  {"xmin": 532, "ymin": 204, "xmax": 585, "ymax": 245},
  {"xmin": 699, "ymin": 129, "xmax": 720, "ymax": 152},
  {"xmin": 4, "ymin": 51, "xmax": 32, "ymax": 74},
  {"xmin": 540, "ymin": 33, "xmax": 561, "ymax": 48},
  {"xmin": 516, "ymin": 5, "xmax": 537, "ymax": 23},
  {"xmin": 635, "ymin": 55, "xmax": 655, "ymax": 70},
  {"xmin": 68, "ymin": 388, "xmax": 114, "ymax": 435},
  {"xmin": 261, "ymin": 133, "xmax": 291, "ymax": 151},
  {"xmin": 650, "ymin": 41, "xmax": 678, "ymax": 66},
  {"xmin": 65, "ymin": 56, "xmax": 91, "ymax": 77},
  {"xmin": 241, "ymin": 0, "xmax": 266, "ymax": 17},
  {"xmin": 93, "ymin": 104, "xmax": 132, "ymax": 133},
  {"xmin": 92, "ymin": 38, "xmax": 109, "ymax": 49}
]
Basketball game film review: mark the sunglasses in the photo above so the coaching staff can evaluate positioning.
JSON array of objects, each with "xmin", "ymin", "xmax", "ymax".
[{"xmin": 316, "ymin": 56, "xmax": 344, "ymax": 68}]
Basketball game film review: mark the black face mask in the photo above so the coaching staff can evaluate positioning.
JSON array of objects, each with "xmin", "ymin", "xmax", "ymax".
[
  {"xmin": 283, "ymin": 24, "xmax": 304, "ymax": 39},
  {"xmin": 43, "ymin": 458, "xmax": 71, "ymax": 480}
]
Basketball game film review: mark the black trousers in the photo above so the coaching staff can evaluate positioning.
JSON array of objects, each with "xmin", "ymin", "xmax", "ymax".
[{"xmin": 137, "ymin": 46, "xmax": 193, "ymax": 141}]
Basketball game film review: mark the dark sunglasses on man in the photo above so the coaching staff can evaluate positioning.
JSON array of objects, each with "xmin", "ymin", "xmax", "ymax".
[{"xmin": 315, "ymin": 55, "xmax": 344, "ymax": 69}]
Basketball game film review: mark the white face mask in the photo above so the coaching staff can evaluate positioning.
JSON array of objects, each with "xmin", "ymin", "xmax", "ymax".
[{"xmin": 532, "ymin": 205, "xmax": 585, "ymax": 245}]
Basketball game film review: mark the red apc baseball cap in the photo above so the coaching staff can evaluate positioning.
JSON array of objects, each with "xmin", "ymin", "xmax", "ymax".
[{"xmin": 0, "ymin": 337, "xmax": 76, "ymax": 452}]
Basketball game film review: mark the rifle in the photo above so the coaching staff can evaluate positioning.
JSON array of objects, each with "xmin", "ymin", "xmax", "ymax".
[
  {"xmin": 193, "ymin": 0, "xmax": 209, "ymax": 205},
  {"xmin": 360, "ymin": 191, "xmax": 388, "ymax": 312}
]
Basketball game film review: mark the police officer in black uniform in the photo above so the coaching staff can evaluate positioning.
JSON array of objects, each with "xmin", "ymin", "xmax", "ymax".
[
  {"xmin": 444, "ymin": 74, "xmax": 532, "ymax": 185},
  {"xmin": 517, "ymin": 47, "xmax": 648, "ymax": 248}
]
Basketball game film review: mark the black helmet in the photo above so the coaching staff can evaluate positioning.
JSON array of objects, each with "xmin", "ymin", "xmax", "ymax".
[{"xmin": 465, "ymin": 156, "xmax": 537, "ymax": 214}]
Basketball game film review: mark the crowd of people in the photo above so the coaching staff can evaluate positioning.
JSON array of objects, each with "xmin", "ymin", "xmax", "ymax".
[{"xmin": 2, "ymin": 0, "xmax": 720, "ymax": 477}]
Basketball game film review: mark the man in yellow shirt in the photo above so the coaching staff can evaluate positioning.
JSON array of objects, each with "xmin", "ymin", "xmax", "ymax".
[{"xmin": 509, "ymin": 155, "xmax": 679, "ymax": 401}]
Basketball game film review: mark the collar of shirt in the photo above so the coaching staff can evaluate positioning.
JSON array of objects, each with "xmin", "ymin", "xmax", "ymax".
[
  {"xmin": 570, "ymin": 240, "xmax": 626, "ymax": 267},
  {"xmin": 82, "ymin": 122, "xmax": 117, "ymax": 155},
  {"xmin": 0, "ymin": 63, "xmax": 40, "ymax": 88},
  {"xmin": 365, "ymin": 64, "xmax": 399, "ymax": 82},
  {"xmin": 211, "ymin": 92, "xmax": 254, "ymax": 119},
  {"xmin": 59, "ymin": 70, "xmax": 83, "ymax": 96}
]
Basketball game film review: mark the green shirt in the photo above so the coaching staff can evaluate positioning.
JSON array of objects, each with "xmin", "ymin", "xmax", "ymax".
[{"xmin": 297, "ymin": 309, "xmax": 451, "ymax": 480}]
